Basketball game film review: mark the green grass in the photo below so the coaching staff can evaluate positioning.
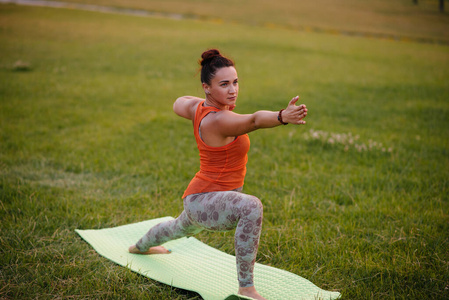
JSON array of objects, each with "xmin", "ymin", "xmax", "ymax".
[
  {"xmin": 55, "ymin": 0, "xmax": 449, "ymax": 43},
  {"xmin": 1, "ymin": 3, "xmax": 448, "ymax": 300}
]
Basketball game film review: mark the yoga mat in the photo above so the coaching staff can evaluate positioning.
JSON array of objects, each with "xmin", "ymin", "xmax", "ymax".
[{"xmin": 75, "ymin": 217, "xmax": 341, "ymax": 300}]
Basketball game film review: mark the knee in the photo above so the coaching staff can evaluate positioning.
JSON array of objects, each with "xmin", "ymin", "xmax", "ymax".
[
  {"xmin": 242, "ymin": 195, "xmax": 263, "ymax": 220},
  {"xmin": 252, "ymin": 196, "xmax": 263, "ymax": 212}
]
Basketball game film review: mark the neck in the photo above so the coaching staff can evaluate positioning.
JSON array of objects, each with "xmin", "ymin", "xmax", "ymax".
[{"xmin": 204, "ymin": 96, "xmax": 227, "ymax": 110}]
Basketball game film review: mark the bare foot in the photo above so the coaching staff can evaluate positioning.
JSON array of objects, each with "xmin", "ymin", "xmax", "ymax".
[
  {"xmin": 128, "ymin": 244, "xmax": 171, "ymax": 255},
  {"xmin": 238, "ymin": 286, "xmax": 267, "ymax": 300}
]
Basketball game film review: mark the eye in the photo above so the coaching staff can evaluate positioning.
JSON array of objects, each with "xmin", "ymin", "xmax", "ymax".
[{"xmin": 221, "ymin": 83, "xmax": 228, "ymax": 87}]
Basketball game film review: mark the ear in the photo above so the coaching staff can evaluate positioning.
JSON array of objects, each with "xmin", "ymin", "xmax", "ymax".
[{"xmin": 202, "ymin": 82, "xmax": 210, "ymax": 94}]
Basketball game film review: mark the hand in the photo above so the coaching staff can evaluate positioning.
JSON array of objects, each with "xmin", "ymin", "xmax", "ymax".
[{"xmin": 282, "ymin": 96, "xmax": 307, "ymax": 125}]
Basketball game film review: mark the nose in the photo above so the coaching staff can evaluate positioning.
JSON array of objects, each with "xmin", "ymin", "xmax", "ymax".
[{"xmin": 229, "ymin": 85, "xmax": 236, "ymax": 94}]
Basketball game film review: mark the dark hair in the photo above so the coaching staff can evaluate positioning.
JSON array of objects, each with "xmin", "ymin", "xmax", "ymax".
[{"xmin": 200, "ymin": 49, "xmax": 235, "ymax": 85}]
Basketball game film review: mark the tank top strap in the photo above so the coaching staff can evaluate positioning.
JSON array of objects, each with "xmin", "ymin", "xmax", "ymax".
[{"xmin": 194, "ymin": 101, "xmax": 220, "ymax": 137}]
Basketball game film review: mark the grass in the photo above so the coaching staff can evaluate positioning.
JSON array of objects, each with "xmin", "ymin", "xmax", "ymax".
[
  {"xmin": 54, "ymin": 0, "xmax": 449, "ymax": 43},
  {"xmin": 1, "ymin": 2, "xmax": 448, "ymax": 300}
]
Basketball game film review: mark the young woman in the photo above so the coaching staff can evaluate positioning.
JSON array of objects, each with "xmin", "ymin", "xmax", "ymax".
[{"xmin": 129, "ymin": 49, "xmax": 308, "ymax": 300}]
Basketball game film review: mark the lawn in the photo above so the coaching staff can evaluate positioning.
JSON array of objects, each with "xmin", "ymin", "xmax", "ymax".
[
  {"xmin": 0, "ymin": 2, "xmax": 448, "ymax": 300},
  {"xmin": 53, "ymin": 0, "xmax": 449, "ymax": 43}
]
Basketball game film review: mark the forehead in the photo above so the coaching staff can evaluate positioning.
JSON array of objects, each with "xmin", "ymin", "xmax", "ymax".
[{"xmin": 213, "ymin": 66, "xmax": 238, "ymax": 82}]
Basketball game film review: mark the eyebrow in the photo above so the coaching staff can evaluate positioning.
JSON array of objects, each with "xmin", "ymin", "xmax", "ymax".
[{"xmin": 219, "ymin": 78, "xmax": 238, "ymax": 83}]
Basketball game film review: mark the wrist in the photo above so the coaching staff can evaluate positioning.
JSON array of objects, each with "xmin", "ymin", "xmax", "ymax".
[{"xmin": 277, "ymin": 109, "xmax": 288, "ymax": 125}]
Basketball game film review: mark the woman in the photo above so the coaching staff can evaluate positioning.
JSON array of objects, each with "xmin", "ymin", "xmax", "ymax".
[{"xmin": 129, "ymin": 49, "xmax": 307, "ymax": 300}]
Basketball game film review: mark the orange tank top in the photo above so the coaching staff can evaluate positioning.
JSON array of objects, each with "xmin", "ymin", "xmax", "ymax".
[{"xmin": 182, "ymin": 101, "xmax": 250, "ymax": 198}]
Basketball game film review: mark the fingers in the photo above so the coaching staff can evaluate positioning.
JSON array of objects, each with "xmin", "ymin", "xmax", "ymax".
[
  {"xmin": 285, "ymin": 95, "xmax": 308, "ymax": 125},
  {"xmin": 291, "ymin": 102, "xmax": 307, "ymax": 119},
  {"xmin": 288, "ymin": 95, "xmax": 300, "ymax": 106},
  {"xmin": 291, "ymin": 103, "xmax": 308, "ymax": 124},
  {"xmin": 288, "ymin": 95, "xmax": 306, "ymax": 111},
  {"xmin": 295, "ymin": 109, "xmax": 307, "ymax": 125}
]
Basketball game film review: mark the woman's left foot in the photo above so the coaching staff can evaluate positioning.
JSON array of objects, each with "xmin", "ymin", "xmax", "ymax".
[{"xmin": 238, "ymin": 286, "xmax": 267, "ymax": 300}]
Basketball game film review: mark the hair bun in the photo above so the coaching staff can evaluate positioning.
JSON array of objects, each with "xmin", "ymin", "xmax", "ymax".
[
  {"xmin": 200, "ymin": 49, "xmax": 221, "ymax": 65},
  {"xmin": 199, "ymin": 48, "xmax": 235, "ymax": 84}
]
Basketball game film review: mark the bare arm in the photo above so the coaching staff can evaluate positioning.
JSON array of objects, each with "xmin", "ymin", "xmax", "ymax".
[
  {"xmin": 214, "ymin": 96, "xmax": 307, "ymax": 137},
  {"xmin": 173, "ymin": 96, "xmax": 203, "ymax": 120}
]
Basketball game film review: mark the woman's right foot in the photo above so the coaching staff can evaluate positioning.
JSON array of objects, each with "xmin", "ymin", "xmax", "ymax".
[
  {"xmin": 238, "ymin": 286, "xmax": 267, "ymax": 300},
  {"xmin": 128, "ymin": 245, "xmax": 171, "ymax": 255}
]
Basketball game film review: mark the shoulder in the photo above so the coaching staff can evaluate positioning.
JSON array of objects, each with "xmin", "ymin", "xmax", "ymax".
[
  {"xmin": 214, "ymin": 110, "xmax": 251, "ymax": 125},
  {"xmin": 173, "ymin": 96, "xmax": 203, "ymax": 120},
  {"xmin": 205, "ymin": 110, "xmax": 257, "ymax": 137}
]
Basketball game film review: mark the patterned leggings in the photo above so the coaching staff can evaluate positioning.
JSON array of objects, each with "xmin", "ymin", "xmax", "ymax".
[{"xmin": 135, "ymin": 188, "xmax": 263, "ymax": 287}]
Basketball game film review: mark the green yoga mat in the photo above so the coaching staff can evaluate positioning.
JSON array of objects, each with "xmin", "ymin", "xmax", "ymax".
[{"xmin": 75, "ymin": 217, "xmax": 341, "ymax": 300}]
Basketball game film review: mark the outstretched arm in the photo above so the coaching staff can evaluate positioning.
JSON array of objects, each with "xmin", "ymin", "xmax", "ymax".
[{"xmin": 214, "ymin": 96, "xmax": 307, "ymax": 137}]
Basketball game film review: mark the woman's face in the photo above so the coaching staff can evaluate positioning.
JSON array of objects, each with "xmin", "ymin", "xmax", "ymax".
[{"xmin": 203, "ymin": 66, "xmax": 239, "ymax": 109}]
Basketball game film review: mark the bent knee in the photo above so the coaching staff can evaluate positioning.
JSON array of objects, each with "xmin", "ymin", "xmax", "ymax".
[
  {"xmin": 251, "ymin": 196, "xmax": 263, "ymax": 211},
  {"xmin": 242, "ymin": 195, "xmax": 263, "ymax": 219}
]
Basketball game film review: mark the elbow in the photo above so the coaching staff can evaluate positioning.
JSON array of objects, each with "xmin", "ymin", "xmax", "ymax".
[
  {"xmin": 173, "ymin": 97, "xmax": 182, "ymax": 115},
  {"xmin": 173, "ymin": 99, "xmax": 178, "ymax": 113}
]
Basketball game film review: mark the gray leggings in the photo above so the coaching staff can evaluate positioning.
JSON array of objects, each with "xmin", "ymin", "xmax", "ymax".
[{"xmin": 135, "ymin": 189, "xmax": 263, "ymax": 287}]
